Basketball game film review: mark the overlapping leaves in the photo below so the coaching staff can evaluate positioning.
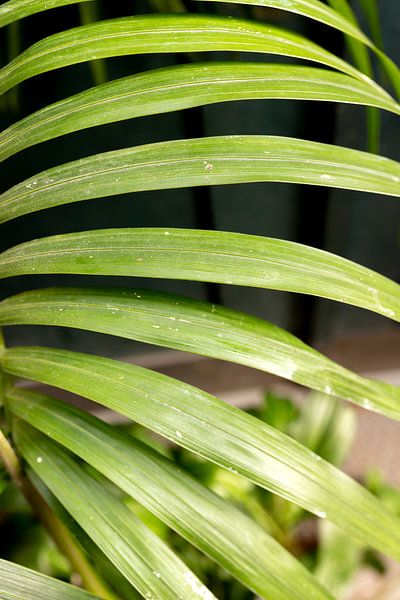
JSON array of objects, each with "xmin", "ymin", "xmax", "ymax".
[{"xmin": 1, "ymin": 0, "xmax": 400, "ymax": 599}]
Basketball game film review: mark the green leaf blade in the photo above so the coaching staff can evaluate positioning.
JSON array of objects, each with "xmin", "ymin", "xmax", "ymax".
[
  {"xmin": 8, "ymin": 387, "xmax": 333, "ymax": 600},
  {"xmin": 1, "ymin": 228, "xmax": 399, "ymax": 323},
  {"xmin": 328, "ymin": 0, "xmax": 400, "ymax": 98},
  {"xmin": 0, "ymin": 558, "xmax": 100, "ymax": 600},
  {"xmin": 0, "ymin": 14, "xmax": 384, "ymax": 97},
  {"xmin": 0, "ymin": 63, "xmax": 398, "ymax": 163},
  {"xmin": 0, "ymin": 287, "xmax": 399, "ymax": 418},
  {"xmin": 357, "ymin": 0, "xmax": 383, "ymax": 49},
  {"xmin": 201, "ymin": 0, "xmax": 400, "ymax": 97},
  {"xmin": 0, "ymin": 0, "xmax": 92, "ymax": 28},
  {"xmin": 14, "ymin": 422, "xmax": 217, "ymax": 600},
  {"xmin": 327, "ymin": 0, "xmax": 380, "ymax": 152},
  {"xmin": 200, "ymin": 0, "xmax": 371, "ymax": 45},
  {"xmin": 4, "ymin": 346, "xmax": 400, "ymax": 563},
  {"xmin": 1, "ymin": 136, "xmax": 400, "ymax": 224}
]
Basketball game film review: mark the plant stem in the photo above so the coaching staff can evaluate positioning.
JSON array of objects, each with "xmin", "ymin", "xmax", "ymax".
[
  {"xmin": 0, "ymin": 328, "xmax": 118, "ymax": 600},
  {"xmin": 6, "ymin": 21, "xmax": 21, "ymax": 112},
  {"xmin": 78, "ymin": 2, "xmax": 107, "ymax": 86},
  {"xmin": 0, "ymin": 428, "xmax": 20, "ymax": 482},
  {"xmin": 11, "ymin": 455, "xmax": 119, "ymax": 600},
  {"xmin": 0, "ymin": 428, "xmax": 118, "ymax": 599}
]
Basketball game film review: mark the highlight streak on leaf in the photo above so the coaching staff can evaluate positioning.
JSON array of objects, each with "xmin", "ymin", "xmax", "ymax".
[{"xmin": 199, "ymin": 0, "xmax": 371, "ymax": 44}]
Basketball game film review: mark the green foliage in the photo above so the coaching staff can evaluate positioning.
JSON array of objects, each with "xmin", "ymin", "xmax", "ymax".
[
  {"xmin": 0, "ymin": 558, "xmax": 100, "ymax": 599},
  {"xmin": 0, "ymin": 0, "xmax": 399, "ymax": 598},
  {"xmin": 1, "ymin": 63, "xmax": 398, "ymax": 163}
]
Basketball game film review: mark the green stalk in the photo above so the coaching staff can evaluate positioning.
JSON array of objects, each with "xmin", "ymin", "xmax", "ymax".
[
  {"xmin": 6, "ymin": 21, "xmax": 20, "ymax": 112},
  {"xmin": 0, "ymin": 329, "xmax": 117, "ymax": 600},
  {"xmin": 78, "ymin": 3, "xmax": 107, "ymax": 85},
  {"xmin": 147, "ymin": 0, "xmax": 186, "ymax": 12},
  {"xmin": 0, "ymin": 427, "xmax": 118, "ymax": 599},
  {"xmin": 357, "ymin": 0, "xmax": 384, "ymax": 50},
  {"xmin": 327, "ymin": 0, "xmax": 380, "ymax": 152}
]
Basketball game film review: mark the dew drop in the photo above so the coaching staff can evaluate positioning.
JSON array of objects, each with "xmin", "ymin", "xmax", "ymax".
[
  {"xmin": 314, "ymin": 509, "xmax": 326, "ymax": 519},
  {"xmin": 362, "ymin": 398, "xmax": 373, "ymax": 410}
]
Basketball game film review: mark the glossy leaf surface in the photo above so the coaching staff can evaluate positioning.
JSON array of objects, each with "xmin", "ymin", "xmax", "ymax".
[
  {"xmin": 1, "ymin": 63, "xmax": 398, "ymax": 163},
  {"xmin": 0, "ymin": 0, "xmax": 91, "ymax": 28},
  {"xmin": 1, "ymin": 136, "xmax": 400, "ymax": 223},
  {"xmin": 1, "ymin": 288, "xmax": 399, "ymax": 418},
  {"xmin": 4, "ymin": 347, "xmax": 400, "ymax": 562},
  {"xmin": 200, "ymin": 0, "xmax": 370, "ymax": 43},
  {"xmin": 1, "ymin": 228, "xmax": 399, "ymax": 323},
  {"xmin": 0, "ymin": 558, "xmax": 99, "ymax": 600},
  {"xmin": 0, "ymin": 14, "xmax": 381, "ymax": 97},
  {"xmin": 8, "ymin": 387, "xmax": 332, "ymax": 600},
  {"xmin": 14, "ymin": 422, "xmax": 216, "ymax": 600},
  {"xmin": 202, "ymin": 0, "xmax": 400, "ymax": 96}
]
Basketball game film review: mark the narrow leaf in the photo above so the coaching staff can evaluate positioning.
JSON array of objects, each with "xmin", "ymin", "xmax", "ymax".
[
  {"xmin": 148, "ymin": 0, "xmax": 186, "ymax": 12},
  {"xmin": 4, "ymin": 347, "xmax": 400, "ymax": 562},
  {"xmin": 202, "ymin": 0, "xmax": 400, "ymax": 97},
  {"xmin": 1, "ymin": 288, "xmax": 399, "ymax": 418},
  {"xmin": 199, "ymin": 0, "xmax": 371, "ymax": 45},
  {"xmin": 337, "ymin": 0, "xmax": 398, "ymax": 107},
  {"xmin": 0, "ymin": 558, "xmax": 99, "ymax": 600},
  {"xmin": 14, "ymin": 422, "xmax": 216, "ymax": 600},
  {"xmin": 5, "ymin": 20, "xmax": 21, "ymax": 112},
  {"xmin": 0, "ymin": 14, "xmax": 384, "ymax": 97},
  {"xmin": 78, "ymin": 2, "xmax": 108, "ymax": 87},
  {"xmin": 1, "ymin": 136, "xmax": 399, "ymax": 224},
  {"xmin": 0, "ymin": 0, "xmax": 92, "ymax": 28},
  {"xmin": 25, "ymin": 475, "xmax": 141, "ymax": 600},
  {"xmin": 326, "ymin": 0, "xmax": 373, "ymax": 76},
  {"xmin": 0, "ymin": 63, "xmax": 398, "ymax": 163},
  {"xmin": 1, "ymin": 228, "xmax": 399, "ymax": 322},
  {"xmin": 327, "ymin": 0, "xmax": 372, "ymax": 65},
  {"xmin": 357, "ymin": 0, "xmax": 384, "ymax": 50},
  {"xmin": 8, "ymin": 387, "xmax": 333, "ymax": 600},
  {"xmin": 327, "ymin": 0, "xmax": 380, "ymax": 152},
  {"xmin": 314, "ymin": 521, "xmax": 362, "ymax": 597}
]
